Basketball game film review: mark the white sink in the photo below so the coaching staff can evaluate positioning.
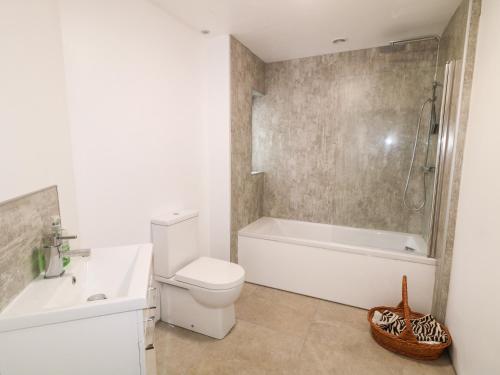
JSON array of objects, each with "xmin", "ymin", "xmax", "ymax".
[{"xmin": 0, "ymin": 243, "xmax": 153, "ymax": 333}]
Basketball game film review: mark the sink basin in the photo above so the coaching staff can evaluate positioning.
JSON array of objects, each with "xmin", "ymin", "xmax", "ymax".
[{"xmin": 0, "ymin": 243, "xmax": 153, "ymax": 333}]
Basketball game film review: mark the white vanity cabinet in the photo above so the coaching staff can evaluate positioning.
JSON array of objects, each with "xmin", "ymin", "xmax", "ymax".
[
  {"xmin": 0, "ymin": 309, "xmax": 156, "ymax": 375},
  {"xmin": 0, "ymin": 244, "xmax": 156, "ymax": 375},
  {"xmin": 141, "ymin": 275, "xmax": 158, "ymax": 375}
]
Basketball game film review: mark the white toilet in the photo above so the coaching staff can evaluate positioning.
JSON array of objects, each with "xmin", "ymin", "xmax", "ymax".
[{"xmin": 151, "ymin": 210, "xmax": 245, "ymax": 339}]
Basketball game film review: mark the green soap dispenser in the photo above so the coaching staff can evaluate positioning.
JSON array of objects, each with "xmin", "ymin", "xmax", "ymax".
[
  {"xmin": 37, "ymin": 247, "xmax": 46, "ymax": 274},
  {"xmin": 61, "ymin": 236, "xmax": 71, "ymax": 268}
]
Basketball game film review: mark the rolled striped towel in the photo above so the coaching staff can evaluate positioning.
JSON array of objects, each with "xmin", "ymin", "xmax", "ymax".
[{"xmin": 372, "ymin": 310, "xmax": 448, "ymax": 344}]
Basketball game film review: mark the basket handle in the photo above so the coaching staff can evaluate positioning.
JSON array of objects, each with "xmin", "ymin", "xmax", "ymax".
[{"xmin": 398, "ymin": 275, "xmax": 418, "ymax": 342}]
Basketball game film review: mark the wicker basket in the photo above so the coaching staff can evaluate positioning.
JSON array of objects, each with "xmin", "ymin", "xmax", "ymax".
[{"xmin": 367, "ymin": 275, "xmax": 452, "ymax": 360}]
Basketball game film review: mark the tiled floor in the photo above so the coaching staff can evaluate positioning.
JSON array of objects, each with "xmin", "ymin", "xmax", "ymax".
[{"xmin": 155, "ymin": 283, "xmax": 455, "ymax": 375}]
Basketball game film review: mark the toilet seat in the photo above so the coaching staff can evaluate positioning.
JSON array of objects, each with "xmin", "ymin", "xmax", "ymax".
[
  {"xmin": 175, "ymin": 257, "xmax": 245, "ymax": 290},
  {"xmin": 156, "ymin": 258, "xmax": 245, "ymax": 310}
]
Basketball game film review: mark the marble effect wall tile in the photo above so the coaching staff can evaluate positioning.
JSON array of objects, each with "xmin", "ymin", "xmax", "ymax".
[
  {"xmin": 0, "ymin": 186, "xmax": 60, "ymax": 311},
  {"xmin": 230, "ymin": 37, "xmax": 265, "ymax": 262},
  {"xmin": 231, "ymin": 0, "xmax": 480, "ymax": 300},
  {"xmin": 431, "ymin": 0, "xmax": 482, "ymax": 322},
  {"xmin": 253, "ymin": 41, "xmax": 438, "ymax": 234}
]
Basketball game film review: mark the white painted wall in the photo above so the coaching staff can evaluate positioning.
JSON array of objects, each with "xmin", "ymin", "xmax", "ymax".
[
  {"xmin": 0, "ymin": 0, "xmax": 78, "ymax": 234},
  {"xmin": 1, "ymin": 0, "xmax": 236, "ymax": 261},
  {"xmin": 59, "ymin": 0, "xmax": 210, "ymax": 251},
  {"xmin": 201, "ymin": 36, "xmax": 231, "ymax": 261},
  {"xmin": 446, "ymin": 1, "xmax": 500, "ymax": 373}
]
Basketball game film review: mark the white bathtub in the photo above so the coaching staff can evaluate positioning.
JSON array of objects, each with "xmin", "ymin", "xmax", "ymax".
[{"xmin": 238, "ymin": 217, "xmax": 436, "ymax": 313}]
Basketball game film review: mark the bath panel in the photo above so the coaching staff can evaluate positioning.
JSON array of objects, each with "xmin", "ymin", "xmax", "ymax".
[{"xmin": 239, "ymin": 217, "xmax": 435, "ymax": 313}]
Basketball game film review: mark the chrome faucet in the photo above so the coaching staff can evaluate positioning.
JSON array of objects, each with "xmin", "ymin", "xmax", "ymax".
[{"xmin": 44, "ymin": 233, "xmax": 91, "ymax": 278}]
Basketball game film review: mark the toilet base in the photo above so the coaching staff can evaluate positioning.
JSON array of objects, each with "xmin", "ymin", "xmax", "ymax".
[{"xmin": 160, "ymin": 283, "xmax": 235, "ymax": 339}]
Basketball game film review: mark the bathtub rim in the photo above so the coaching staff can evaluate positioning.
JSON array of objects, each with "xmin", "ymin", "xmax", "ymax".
[{"xmin": 238, "ymin": 217, "xmax": 436, "ymax": 266}]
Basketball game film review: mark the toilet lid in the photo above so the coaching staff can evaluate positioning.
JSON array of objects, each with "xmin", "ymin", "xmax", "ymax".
[{"xmin": 175, "ymin": 257, "xmax": 245, "ymax": 290}]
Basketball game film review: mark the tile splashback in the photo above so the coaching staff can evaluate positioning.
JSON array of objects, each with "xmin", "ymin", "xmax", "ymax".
[
  {"xmin": 252, "ymin": 41, "xmax": 438, "ymax": 234},
  {"xmin": 0, "ymin": 186, "xmax": 60, "ymax": 311}
]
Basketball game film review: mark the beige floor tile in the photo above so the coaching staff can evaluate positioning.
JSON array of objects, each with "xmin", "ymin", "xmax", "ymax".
[
  {"xmin": 314, "ymin": 299, "xmax": 368, "ymax": 330},
  {"xmin": 238, "ymin": 282, "xmax": 259, "ymax": 302},
  {"xmin": 155, "ymin": 322, "xmax": 212, "ymax": 375},
  {"xmin": 297, "ymin": 322, "xmax": 454, "ymax": 375},
  {"xmin": 298, "ymin": 322, "xmax": 403, "ymax": 374},
  {"xmin": 156, "ymin": 287, "xmax": 454, "ymax": 375},
  {"xmin": 252, "ymin": 284, "xmax": 320, "ymax": 317},
  {"xmin": 236, "ymin": 291, "xmax": 314, "ymax": 339},
  {"xmin": 192, "ymin": 319, "xmax": 303, "ymax": 373},
  {"xmin": 190, "ymin": 357, "xmax": 268, "ymax": 375},
  {"xmin": 401, "ymin": 354, "xmax": 456, "ymax": 375}
]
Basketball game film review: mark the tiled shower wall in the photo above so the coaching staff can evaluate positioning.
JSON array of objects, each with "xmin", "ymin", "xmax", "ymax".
[
  {"xmin": 252, "ymin": 41, "xmax": 438, "ymax": 234},
  {"xmin": 0, "ymin": 186, "xmax": 60, "ymax": 311},
  {"xmin": 431, "ymin": 0, "xmax": 481, "ymax": 322},
  {"xmin": 230, "ymin": 37, "xmax": 265, "ymax": 262}
]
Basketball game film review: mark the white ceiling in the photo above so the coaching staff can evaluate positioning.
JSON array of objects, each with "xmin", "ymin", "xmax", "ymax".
[{"xmin": 153, "ymin": 0, "xmax": 461, "ymax": 62}]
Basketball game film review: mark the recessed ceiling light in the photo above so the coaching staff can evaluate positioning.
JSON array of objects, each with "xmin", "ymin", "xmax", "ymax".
[
  {"xmin": 201, "ymin": 30, "xmax": 210, "ymax": 35},
  {"xmin": 332, "ymin": 38, "xmax": 347, "ymax": 44}
]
